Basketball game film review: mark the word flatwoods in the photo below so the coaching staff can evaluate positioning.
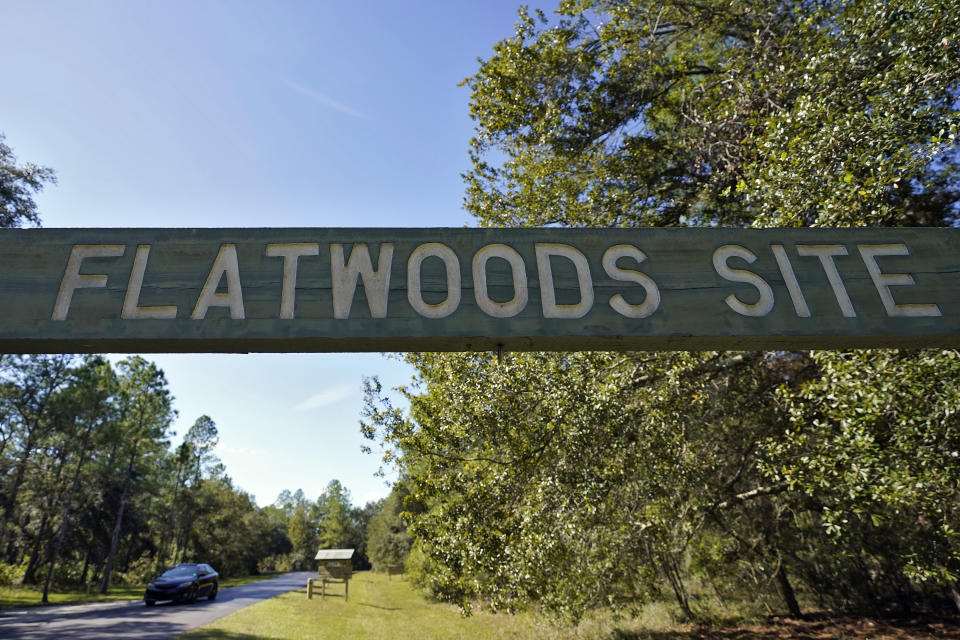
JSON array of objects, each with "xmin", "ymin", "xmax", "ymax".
[{"xmin": 0, "ymin": 227, "xmax": 957, "ymax": 353}]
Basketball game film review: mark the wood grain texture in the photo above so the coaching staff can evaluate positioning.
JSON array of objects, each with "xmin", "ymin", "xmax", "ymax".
[{"xmin": 0, "ymin": 227, "xmax": 956, "ymax": 353}]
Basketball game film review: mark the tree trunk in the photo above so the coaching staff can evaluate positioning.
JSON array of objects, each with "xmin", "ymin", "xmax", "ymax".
[
  {"xmin": 177, "ymin": 517, "xmax": 192, "ymax": 564},
  {"xmin": 100, "ymin": 452, "xmax": 136, "ymax": 594},
  {"xmin": 42, "ymin": 500, "xmax": 73, "ymax": 603},
  {"xmin": 158, "ymin": 490, "xmax": 177, "ymax": 569},
  {"xmin": 948, "ymin": 579, "xmax": 960, "ymax": 615},
  {"xmin": 92, "ymin": 556, "xmax": 104, "ymax": 586},
  {"xmin": 42, "ymin": 428, "xmax": 94, "ymax": 604},
  {"xmin": 0, "ymin": 360, "xmax": 68, "ymax": 553},
  {"xmin": 776, "ymin": 563, "xmax": 802, "ymax": 618},
  {"xmin": 663, "ymin": 553, "xmax": 695, "ymax": 619},
  {"xmin": 160, "ymin": 454, "xmax": 189, "ymax": 570},
  {"xmin": 100, "ymin": 493, "xmax": 128, "ymax": 594},
  {"xmin": 0, "ymin": 443, "xmax": 37, "ymax": 556},
  {"xmin": 80, "ymin": 550, "xmax": 91, "ymax": 585},
  {"xmin": 22, "ymin": 512, "xmax": 50, "ymax": 585}
]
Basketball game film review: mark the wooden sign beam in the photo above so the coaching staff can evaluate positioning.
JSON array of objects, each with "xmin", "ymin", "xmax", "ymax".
[{"xmin": 0, "ymin": 227, "xmax": 957, "ymax": 353}]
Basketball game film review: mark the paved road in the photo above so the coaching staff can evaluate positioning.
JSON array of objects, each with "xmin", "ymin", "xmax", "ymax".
[{"xmin": 0, "ymin": 571, "xmax": 313, "ymax": 640}]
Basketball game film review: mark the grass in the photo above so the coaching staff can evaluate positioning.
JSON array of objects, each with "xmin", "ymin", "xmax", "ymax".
[
  {"xmin": 221, "ymin": 574, "xmax": 282, "ymax": 589},
  {"xmin": 180, "ymin": 572, "xmax": 544, "ymax": 640},
  {"xmin": 178, "ymin": 571, "xmax": 696, "ymax": 640},
  {"xmin": 0, "ymin": 572, "xmax": 278, "ymax": 610},
  {"xmin": 0, "ymin": 584, "xmax": 144, "ymax": 609},
  {"xmin": 178, "ymin": 572, "xmax": 960, "ymax": 640}
]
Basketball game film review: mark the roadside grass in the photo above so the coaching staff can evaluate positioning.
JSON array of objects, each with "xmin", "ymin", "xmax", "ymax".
[
  {"xmin": 178, "ymin": 571, "xmax": 695, "ymax": 640},
  {"xmin": 177, "ymin": 572, "xmax": 960, "ymax": 640},
  {"xmin": 0, "ymin": 584, "xmax": 143, "ymax": 609},
  {"xmin": 179, "ymin": 571, "xmax": 544, "ymax": 640},
  {"xmin": 221, "ymin": 574, "xmax": 282, "ymax": 589},
  {"xmin": 0, "ymin": 572, "xmax": 278, "ymax": 610}
]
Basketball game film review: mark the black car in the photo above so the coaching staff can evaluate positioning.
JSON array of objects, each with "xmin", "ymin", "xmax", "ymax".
[{"xmin": 144, "ymin": 563, "xmax": 219, "ymax": 605}]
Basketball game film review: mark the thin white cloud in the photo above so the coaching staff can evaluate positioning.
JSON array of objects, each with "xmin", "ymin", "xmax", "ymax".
[
  {"xmin": 281, "ymin": 78, "xmax": 365, "ymax": 119},
  {"xmin": 361, "ymin": 491, "xmax": 385, "ymax": 504},
  {"xmin": 295, "ymin": 384, "xmax": 356, "ymax": 411}
]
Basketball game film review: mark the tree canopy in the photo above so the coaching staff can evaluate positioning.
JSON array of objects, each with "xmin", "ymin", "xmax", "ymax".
[
  {"xmin": 364, "ymin": 0, "xmax": 960, "ymax": 621},
  {"xmin": 0, "ymin": 134, "xmax": 55, "ymax": 228},
  {"xmin": 464, "ymin": 0, "xmax": 958, "ymax": 229}
]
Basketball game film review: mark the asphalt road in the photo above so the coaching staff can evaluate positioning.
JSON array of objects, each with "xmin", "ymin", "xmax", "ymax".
[{"xmin": 0, "ymin": 571, "xmax": 314, "ymax": 640}]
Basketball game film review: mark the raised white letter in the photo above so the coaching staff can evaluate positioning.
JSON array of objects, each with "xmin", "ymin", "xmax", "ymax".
[
  {"xmin": 796, "ymin": 244, "xmax": 856, "ymax": 317},
  {"xmin": 122, "ymin": 245, "xmax": 178, "ymax": 319},
  {"xmin": 858, "ymin": 244, "xmax": 942, "ymax": 317},
  {"xmin": 770, "ymin": 244, "xmax": 810, "ymax": 318},
  {"xmin": 52, "ymin": 244, "xmax": 126, "ymax": 320},
  {"xmin": 535, "ymin": 243, "xmax": 594, "ymax": 319},
  {"xmin": 407, "ymin": 243, "xmax": 461, "ymax": 319},
  {"xmin": 713, "ymin": 245, "xmax": 774, "ymax": 317},
  {"xmin": 191, "ymin": 244, "xmax": 245, "ymax": 320},
  {"xmin": 266, "ymin": 243, "xmax": 320, "ymax": 319},
  {"xmin": 472, "ymin": 244, "xmax": 528, "ymax": 318},
  {"xmin": 602, "ymin": 244, "xmax": 660, "ymax": 319},
  {"xmin": 330, "ymin": 243, "xmax": 394, "ymax": 319}
]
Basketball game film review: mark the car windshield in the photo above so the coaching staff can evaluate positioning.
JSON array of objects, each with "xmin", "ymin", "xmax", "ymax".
[{"xmin": 160, "ymin": 566, "xmax": 198, "ymax": 579}]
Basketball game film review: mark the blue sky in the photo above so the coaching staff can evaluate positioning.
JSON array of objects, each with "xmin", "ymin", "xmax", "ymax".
[{"xmin": 2, "ymin": 0, "xmax": 549, "ymax": 506}]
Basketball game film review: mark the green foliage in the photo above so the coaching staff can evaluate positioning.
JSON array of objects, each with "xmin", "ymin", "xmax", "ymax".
[
  {"xmin": 264, "ymin": 482, "xmax": 380, "ymax": 573},
  {"xmin": 403, "ymin": 541, "xmax": 437, "ymax": 593},
  {"xmin": 766, "ymin": 349, "xmax": 960, "ymax": 609},
  {"xmin": 349, "ymin": 498, "xmax": 381, "ymax": 570},
  {"xmin": 97, "ymin": 356, "xmax": 177, "ymax": 592},
  {"xmin": 115, "ymin": 554, "xmax": 159, "ymax": 586},
  {"xmin": 464, "ymin": 0, "xmax": 959, "ymax": 228},
  {"xmin": 288, "ymin": 504, "xmax": 317, "ymax": 558},
  {"xmin": 0, "ymin": 134, "xmax": 56, "ymax": 228},
  {"xmin": 317, "ymin": 479, "xmax": 358, "ymax": 551},
  {"xmin": 363, "ymin": 0, "xmax": 960, "ymax": 622},
  {"xmin": 364, "ymin": 351, "xmax": 815, "ymax": 619},
  {"xmin": 0, "ymin": 354, "xmax": 296, "ymax": 604},
  {"xmin": 259, "ymin": 553, "xmax": 297, "ymax": 573},
  {"xmin": 0, "ymin": 562, "xmax": 27, "ymax": 586},
  {"xmin": 366, "ymin": 483, "xmax": 413, "ymax": 571},
  {"xmin": 187, "ymin": 476, "xmax": 275, "ymax": 577}
]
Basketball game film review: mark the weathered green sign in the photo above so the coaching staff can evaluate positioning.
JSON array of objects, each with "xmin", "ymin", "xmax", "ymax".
[{"xmin": 0, "ymin": 227, "xmax": 956, "ymax": 353}]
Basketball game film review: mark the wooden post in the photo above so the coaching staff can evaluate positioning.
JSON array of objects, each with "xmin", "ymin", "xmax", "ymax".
[
  {"xmin": 345, "ymin": 577, "xmax": 349, "ymax": 602},
  {"xmin": 307, "ymin": 578, "xmax": 313, "ymax": 599}
]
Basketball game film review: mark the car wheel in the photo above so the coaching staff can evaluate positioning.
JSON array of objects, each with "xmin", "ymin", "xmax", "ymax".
[
  {"xmin": 145, "ymin": 600, "xmax": 156, "ymax": 606},
  {"xmin": 208, "ymin": 584, "xmax": 218, "ymax": 601}
]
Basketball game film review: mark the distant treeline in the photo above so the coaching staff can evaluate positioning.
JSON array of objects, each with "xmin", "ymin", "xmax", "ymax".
[{"xmin": 0, "ymin": 354, "xmax": 404, "ymax": 603}]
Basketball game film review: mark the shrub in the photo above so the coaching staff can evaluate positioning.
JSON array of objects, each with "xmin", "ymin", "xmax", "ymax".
[
  {"xmin": 258, "ymin": 553, "xmax": 296, "ymax": 573},
  {"xmin": 0, "ymin": 562, "xmax": 27, "ymax": 586},
  {"xmin": 115, "ymin": 554, "xmax": 159, "ymax": 586}
]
